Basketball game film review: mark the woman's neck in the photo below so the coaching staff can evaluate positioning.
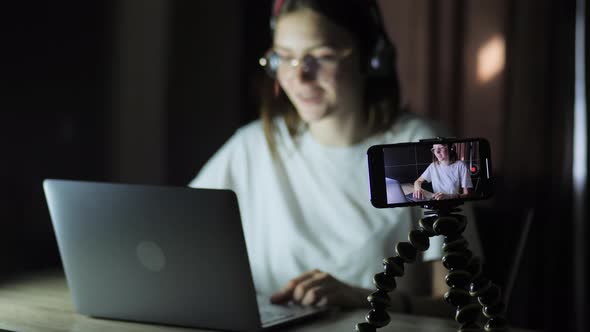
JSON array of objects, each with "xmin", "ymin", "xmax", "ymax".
[{"xmin": 307, "ymin": 110, "xmax": 369, "ymax": 147}]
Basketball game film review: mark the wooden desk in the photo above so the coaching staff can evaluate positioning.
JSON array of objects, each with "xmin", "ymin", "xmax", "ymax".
[{"xmin": 0, "ymin": 271, "xmax": 531, "ymax": 332}]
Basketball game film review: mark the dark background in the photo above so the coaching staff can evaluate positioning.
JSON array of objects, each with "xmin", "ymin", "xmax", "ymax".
[
  {"xmin": 383, "ymin": 146, "xmax": 432, "ymax": 183},
  {"xmin": 0, "ymin": 1, "xmax": 588, "ymax": 331}
]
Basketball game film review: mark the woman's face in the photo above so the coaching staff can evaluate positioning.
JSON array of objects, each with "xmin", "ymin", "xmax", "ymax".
[
  {"xmin": 273, "ymin": 8, "xmax": 364, "ymax": 123},
  {"xmin": 432, "ymin": 144, "xmax": 449, "ymax": 162}
]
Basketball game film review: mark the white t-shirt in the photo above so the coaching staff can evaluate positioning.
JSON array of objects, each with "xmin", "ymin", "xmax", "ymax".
[
  {"xmin": 421, "ymin": 161, "xmax": 474, "ymax": 195},
  {"xmin": 189, "ymin": 113, "xmax": 481, "ymax": 296}
]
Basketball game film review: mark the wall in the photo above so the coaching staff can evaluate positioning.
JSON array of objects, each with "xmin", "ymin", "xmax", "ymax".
[{"xmin": 377, "ymin": 1, "xmax": 580, "ymax": 330}]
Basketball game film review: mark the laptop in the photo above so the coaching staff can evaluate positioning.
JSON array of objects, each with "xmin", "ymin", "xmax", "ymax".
[
  {"xmin": 386, "ymin": 178, "xmax": 434, "ymax": 204},
  {"xmin": 43, "ymin": 179, "xmax": 327, "ymax": 332},
  {"xmin": 385, "ymin": 178, "xmax": 407, "ymax": 204}
]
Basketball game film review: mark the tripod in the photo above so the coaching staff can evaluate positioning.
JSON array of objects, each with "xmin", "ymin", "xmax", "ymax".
[{"xmin": 355, "ymin": 201, "xmax": 509, "ymax": 332}]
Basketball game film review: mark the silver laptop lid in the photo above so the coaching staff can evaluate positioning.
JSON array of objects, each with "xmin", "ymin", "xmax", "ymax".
[{"xmin": 43, "ymin": 179, "xmax": 261, "ymax": 332}]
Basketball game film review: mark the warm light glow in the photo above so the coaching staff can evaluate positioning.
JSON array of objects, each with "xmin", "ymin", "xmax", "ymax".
[{"xmin": 476, "ymin": 35, "xmax": 506, "ymax": 83}]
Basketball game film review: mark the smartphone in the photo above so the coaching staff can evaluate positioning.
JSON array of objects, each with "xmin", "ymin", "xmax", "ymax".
[{"xmin": 367, "ymin": 138, "xmax": 493, "ymax": 208}]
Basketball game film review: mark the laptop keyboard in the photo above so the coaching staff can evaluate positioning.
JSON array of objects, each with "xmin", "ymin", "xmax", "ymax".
[
  {"xmin": 257, "ymin": 295, "xmax": 316, "ymax": 325},
  {"xmin": 258, "ymin": 302, "xmax": 297, "ymax": 324}
]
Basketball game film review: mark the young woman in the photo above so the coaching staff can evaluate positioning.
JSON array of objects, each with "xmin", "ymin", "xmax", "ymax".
[
  {"xmin": 190, "ymin": 0, "xmax": 481, "ymax": 317},
  {"xmin": 413, "ymin": 144, "xmax": 474, "ymax": 200}
]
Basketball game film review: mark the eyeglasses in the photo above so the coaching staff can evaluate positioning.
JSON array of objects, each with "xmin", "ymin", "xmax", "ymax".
[
  {"xmin": 431, "ymin": 146, "xmax": 448, "ymax": 153},
  {"xmin": 259, "ymin": 48, "xmax": 353, "ymax": 79}
]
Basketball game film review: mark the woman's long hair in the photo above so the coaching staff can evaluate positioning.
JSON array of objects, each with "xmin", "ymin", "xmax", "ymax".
[{"xmin": 260, "ymin": 0, "xmax": 402, "ymax": 152}]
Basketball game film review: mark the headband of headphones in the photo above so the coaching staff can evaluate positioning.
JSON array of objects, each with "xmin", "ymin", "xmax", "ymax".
[
  {"xmin": 267, "ymin": 0, "xmax": 396, "ymax": 78},
  {"xmin": 270, "ymin": 0, "xmax": 386, "ymax": 34}
]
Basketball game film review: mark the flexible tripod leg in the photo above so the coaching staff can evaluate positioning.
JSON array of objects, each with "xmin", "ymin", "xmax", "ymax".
[{"xmin": 356, "ymin": 206, "xmax": 509, "ymax": 332}]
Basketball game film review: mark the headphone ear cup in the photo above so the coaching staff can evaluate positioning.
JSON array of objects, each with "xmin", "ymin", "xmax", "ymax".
[
  {"xmin": 263, "ymin": 51, "xmax": 280, "ymax": 79},
  {"xmin": 367, "ymin": 37, "xmax": 396, "ymax": 77}
]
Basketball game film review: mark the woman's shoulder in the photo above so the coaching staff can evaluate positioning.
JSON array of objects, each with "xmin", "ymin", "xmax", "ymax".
[
  {"xmin": 453, "ymin": 159, "xmax": 469, "ymax": 169},
  {"xmin": 234, "ymin": 119, "xmax": 265, "ymax": 138},
  {"xmin": 221, "ymin": 119, "xmax": 267, "ymax": 148},
  {"xmin": 202, "ymin": 120, "xmax": 267, "ymax": 163}
]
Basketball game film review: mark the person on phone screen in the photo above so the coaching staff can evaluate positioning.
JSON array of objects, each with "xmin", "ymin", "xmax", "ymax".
[
  {"xmin": 189, "ymin": 0, "xmax": 481, "ymax": 317},
  {"xmin": 413, "ymin": 144, "xmax": 473, "ymax": 200}
]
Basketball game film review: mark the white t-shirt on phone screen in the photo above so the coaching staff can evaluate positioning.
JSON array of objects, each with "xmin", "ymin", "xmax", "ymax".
[{"xmin": 420, "ymin": 161, "xmax": 474, "ymax": 195}]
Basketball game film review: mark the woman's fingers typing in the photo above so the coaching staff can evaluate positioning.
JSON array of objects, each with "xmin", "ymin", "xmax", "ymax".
[
  {"xmin": 270, "ymin": 269, "xmax": 319, "ymax": 304},
  {"xmin": 301, "ymin": 284, "xmax": 334, "ymax": 306},
  {"xmin": 433, "ymin": 192, "xmax": 449, "ymax": 200},
  {"xmin": 292, "ymin": 271, "xmax": 329, "ymax": 302},
  {"xmin": 271, "ymin": 269, "xmax": 357, "ymax": 307},
  {"xmin": 413, "ymin": 189, "xmax": 422, "ymax": 199}
]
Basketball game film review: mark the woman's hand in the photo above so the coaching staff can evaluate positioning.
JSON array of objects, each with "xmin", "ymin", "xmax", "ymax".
[
  {"xmin": 413, "ymin": 188, "xmax": 424, "ymax": 199},
  {"xmin": 433, "ymin": 192, "xmax": 456, "ymax": 200},
  {"xmin": 413, "ymin": 179, "xmax": 425, "ymax": 199},
  {"xmin": 270, "ymin": 269, "xmax": 368, "ymax": 308},
  {"xmin": 412, "ymin": 185, "xmax": 424, "ymax": 199}
]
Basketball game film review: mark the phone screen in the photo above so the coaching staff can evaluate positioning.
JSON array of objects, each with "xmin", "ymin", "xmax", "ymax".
[{"xmin": 367, "ymin": 138, "xmax": 493, "ymax": 208}]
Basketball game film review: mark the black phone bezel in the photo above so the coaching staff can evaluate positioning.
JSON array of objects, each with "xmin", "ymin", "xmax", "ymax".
[{"xmin": 367, "ymin": 138, "xmax": 493, "ymax": 209}]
